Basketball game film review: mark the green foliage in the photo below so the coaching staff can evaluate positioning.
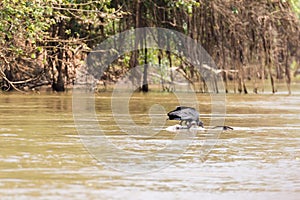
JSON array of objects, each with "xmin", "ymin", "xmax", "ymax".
[
  {"xmin": 175, "ymin": 0, "xmax": 197, "ymax": 14},
  {"xmin": 0, "ymin": 0, "xmax": 53, "ymax": 40},
  {"xmin": 0, "ymin": 0, "xmax": 299, "ymax": 92},
  {"xmin": 0, "ymin": 0, "xmax": 54, "ymax": 58},
  {"xmin": 289, "ymin": 0, "xmax": 300, "ymax": 18}
]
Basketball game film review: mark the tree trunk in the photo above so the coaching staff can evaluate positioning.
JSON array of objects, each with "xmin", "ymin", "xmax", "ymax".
[
  {"xmin": 3, "ymin": 68, "xmax": 14, "ymax": 91},
  {"xmin": 166, "ymin": 38, "xmax": 174, "ymax": 91},
  {"xmin": 285, "ymin": 40, "xmax": 291, "ymax": 94},
  {"xmin": 52, "ymin": 19, "xmax": 65, "ymax": 92},
  {"xmin": 142, "ymin": 32, "xmax": 148, "ymax": 92},
  {"xmin": 128, "ymin": 0, "xmax": 142, "ymax": 90}
]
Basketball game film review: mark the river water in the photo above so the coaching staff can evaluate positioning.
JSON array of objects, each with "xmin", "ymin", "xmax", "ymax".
[{"xmin": 0, "ymin": 91, "xmax": 299, "ymax": 199}]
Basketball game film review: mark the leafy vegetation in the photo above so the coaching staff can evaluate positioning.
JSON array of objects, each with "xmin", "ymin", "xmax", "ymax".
[{"xmin": 0, "ymin": 0, "xmax": 299, "ymax": 93}]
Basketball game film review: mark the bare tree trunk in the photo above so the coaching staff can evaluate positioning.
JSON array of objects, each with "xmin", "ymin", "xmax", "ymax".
[
  {"xmin": 52, "ymin": 19, "xmax": 65, "ymax": 92},
  {"xmin": 158, "ymin": 50, "xmax": 165, "ymax": 91},
  {"xmin": 268, "ymin": 64, "xmax": 275, "ymax": 93},
  {"xmin": 129, "ymin": 0, "xmax": 142, "ymax": 90},
  {"xmin": 166, "ymin": 34, "xmax": 174, "ymax": 92},
  {"xmin": 285, "ymin": 39, "xmax": 291, "ymax": 94},
  {"xmin": 3, "ymin": 68, "xmax": 14, "ymax": 91},
  {"xmin": 233, "ymin": 60, "xmax": 237, "ymax": 94},
  {"xmin": 142, "ymin": 30, "xmax": 148, "ymax": 92},
  {"xmin": 53, "ymin": 47, "xmax": 65, "ymax": 92},
  {"xmin": 252, "ymin": 64, "xmax": 258, "ymax": 94},
  {"xmin": 261, "ymin": 62, "xmax": 265, "ymax": 93}
]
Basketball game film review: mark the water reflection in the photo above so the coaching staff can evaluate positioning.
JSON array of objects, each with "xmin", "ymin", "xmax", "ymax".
[{"xmin": 0, "ymin": 93, "xmax": 299, "ymax": 199}]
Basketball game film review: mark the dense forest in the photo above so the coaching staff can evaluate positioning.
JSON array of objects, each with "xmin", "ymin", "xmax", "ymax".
[{"xmin": 0, "ymin": 0, "xmax": 299, "ymax": 93}]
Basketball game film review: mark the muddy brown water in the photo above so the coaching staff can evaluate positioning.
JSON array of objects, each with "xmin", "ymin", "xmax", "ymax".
[{"xmin": 0, "ymin": 91, "xmax": 299, "ymax": 199}]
